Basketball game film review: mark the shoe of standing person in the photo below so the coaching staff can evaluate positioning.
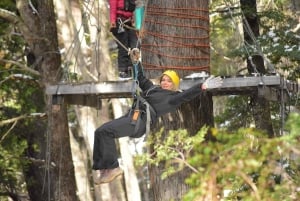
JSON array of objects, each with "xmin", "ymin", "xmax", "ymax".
[
  {"xmin": 99, "ymin": 167, "xmax": 123, "ymax": 183},
  {"xmin": 94, "ymin": 169, "xmax": 107, "ymax": 185}
]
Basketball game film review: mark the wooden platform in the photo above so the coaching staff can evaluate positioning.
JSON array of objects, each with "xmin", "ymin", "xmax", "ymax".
[{"xmin": 46, "ymin": 75, "xmax": 299, "ymax": 108}]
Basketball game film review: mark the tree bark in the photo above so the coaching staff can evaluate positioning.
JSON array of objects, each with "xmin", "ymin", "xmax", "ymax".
[
  {"xmin": 142, "ymin": 0, "xmax": 212, "ymax": 200},
  {"xmin": 54, "ymin": 0, "xmax": 140, "ymax": 200},
  {"xmin": 16, "ymin": 0, "xmax": 78, "ymax": 200},
  {"xmin": 141, "ymin": 0, "xmax": 210, "ymax": 78}
]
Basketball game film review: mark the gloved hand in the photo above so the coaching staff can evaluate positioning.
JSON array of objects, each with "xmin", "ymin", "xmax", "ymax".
[
  {"xmin": 202, "ymin": 76, "xmax": 223, "ymax": 90},
  {"xmin": 130, "ymin": 48, "xmax": 143, "ymax": 79},
  {"xmin": 129, "ymin": 48, "xmax": 141, "ymax": 64}
]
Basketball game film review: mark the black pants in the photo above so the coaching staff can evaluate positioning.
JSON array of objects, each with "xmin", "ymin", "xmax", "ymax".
[
  {"xmin": 111, "ymin": 17, "xmax": 138, "ymax": 72},
  {"xmin": 92, "ymin": 111, "xmax": 146, "ymax": 170}
]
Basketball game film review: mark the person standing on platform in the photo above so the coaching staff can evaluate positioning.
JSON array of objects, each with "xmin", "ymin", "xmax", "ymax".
[{"xmin": 109, "ymin": 0, "xmax": 138, "ymax": 79}]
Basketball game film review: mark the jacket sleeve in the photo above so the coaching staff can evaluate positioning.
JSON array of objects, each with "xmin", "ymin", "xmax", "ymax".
[
  {"xmin": 169, "ymin": 84, "xmax": 204, "ymax": 106},
  {"xmin": 136, "ymin": 63, "xmax": 154, "ymax": 91},
  {"xmin": 109, "ymin": 0, "xmax": 117, "ymax": 23}
]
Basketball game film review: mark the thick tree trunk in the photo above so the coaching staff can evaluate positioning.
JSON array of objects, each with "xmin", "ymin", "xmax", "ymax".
[
  {"xmin": 142, "ymin": 0, "xmax": 212, "ymax": 200},
  {"xmin": 55, "ymin": 0, "xmax": 140, "ymax": 200},
  {"xmin": 240, "ymin": 0, "xmax": 274, "ymax": 137},
  {"xmin": 142, "ymin": 0, "xmax": 210, "ymax": 78},
  {"xmin": 16, "ymin": 0, "xmax": 78, "ymax": 200},
  {"xmin": 22, "ymin": 108, "xmax": 48, "ymax": 201}
]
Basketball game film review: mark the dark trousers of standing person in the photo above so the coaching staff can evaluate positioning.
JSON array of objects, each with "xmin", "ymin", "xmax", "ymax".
[
  {"xmin": 111, "ymin": 17, "xmax": 138, "ymax": 77},
  {"xmin": 92, "ymin": 112, "xmax": 146, "ymax": 170}
]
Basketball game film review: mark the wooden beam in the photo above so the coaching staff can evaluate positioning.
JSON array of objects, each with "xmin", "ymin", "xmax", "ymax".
[
  {"xmin": 46, "ymin": 75, "xmax": 283, "ymax": 95},
  {"xmin": 46, "ymin": 80, "xmax": 133, "ymax": 98},
  {"xmin": 46, "ymin": 75, "xmax": 299, "ymax": 107}
]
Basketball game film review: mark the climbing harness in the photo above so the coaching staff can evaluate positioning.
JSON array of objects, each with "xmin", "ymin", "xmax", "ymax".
[
  {"xmin": 129, "ymin": 48, "xmax": 155, "ymax": 139},
  {"xmin": 110, "ymin": 1, "xmax": 152, "ymax": 137},
  {"xmin": 117, "ymin": 17, "xmax": 131, "ymax": 33}
]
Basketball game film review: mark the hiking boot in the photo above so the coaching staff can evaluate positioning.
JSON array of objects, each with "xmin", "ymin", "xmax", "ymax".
[
  {"xmin": 99, "ymin": 167, "xmax": 123, "ymax": 183},
  {"xmin": 94, "ymin": 169, "xmax": 106, "ymax": 185}
]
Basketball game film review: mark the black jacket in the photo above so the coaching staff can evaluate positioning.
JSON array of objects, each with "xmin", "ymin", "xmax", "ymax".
[{"xmin": 136, "ymin": 67, "xmax": 204, "ymax": 120}]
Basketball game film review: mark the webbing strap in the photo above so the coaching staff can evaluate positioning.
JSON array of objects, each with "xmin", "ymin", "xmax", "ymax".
[
  {"xmin": 136, "ymin": 96, "xmax": 155, "ymax": 139},
  {"xmin": 130, "ymin": 57, "xmax": 153, "ymax": 139},
  {"xmin": 144, "ymin": 100, "xmax": 151, "ymax": 137},
  {"xmin": 131, "ymin": 63, "xmax": 142, "ymax": 98}
]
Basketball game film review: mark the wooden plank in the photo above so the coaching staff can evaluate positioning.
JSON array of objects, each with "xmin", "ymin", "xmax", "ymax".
[
  {"xmin": 64, "ymin": 95, "xmax": 102, "ymax": 108},
  {"xmin": 46, "ymin": 75, "xmax": 299, "ymax": 107},
  {"xmin": 46, "ymin": 75, "xmax": 283, "ymax": 96},
  {"xmin": 46, "ymin": 80, "xmax": 133, "ymax": 96}
]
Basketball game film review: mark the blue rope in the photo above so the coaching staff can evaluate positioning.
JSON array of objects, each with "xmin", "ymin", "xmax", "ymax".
[{"xmin": 131, "ymin": 62, "xmax": 142, "ymax": 97}]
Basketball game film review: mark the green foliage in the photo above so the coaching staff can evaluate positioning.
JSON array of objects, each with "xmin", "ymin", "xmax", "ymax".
[
  {"xmin": 256, "ymin": 25, "xmax": 300, "ymax": 80},
  {"xmin": 215, "ymin": 96, "xmax": 253, "ymax": 130},
  {"xmin": 61, "ymin": 61, "xmax": 80, "ymax": 82},
  {"xmin": 0, "ymin": 0, "xmax": 17, "ymax": 35},
  {"xmin": 210, "ymin": 0, "xmax": 299, "ymax": 80},
  {"xmin": 215, "ymin": 95, "xmax": 284, "ymax": 133},
  {"xmin": 0, "ymin": 134, "xmax": 28, "ymax": 198},
  {"xmin": 0, "ymin": 2, "xmax": 45, "ymax": 199},
  {"xmin": 210, "ymin": 10, "xmax": 243, "ymax": 76},
  {"xmin": 137, "ymin": 113, "xmax": 300, "ymax": 200},
  {"xmin": 135, "ymin": 127, "xmax": 207, "ymax": 179},
  {"xmin": 188, "ymin": 116, "xmax": 300, "ymax": 200},
  {"xmin": 228, "ymin": 6, "xmax": 300, "ymax": 80},
  {"xmin": 285, "ymin": 112, "xmax": 300, "ymax": 137}
]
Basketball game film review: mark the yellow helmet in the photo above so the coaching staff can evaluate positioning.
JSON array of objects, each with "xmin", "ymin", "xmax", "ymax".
[{"xmin": 161, "ymin": 70, "xmax": 180, "ymax": 89}]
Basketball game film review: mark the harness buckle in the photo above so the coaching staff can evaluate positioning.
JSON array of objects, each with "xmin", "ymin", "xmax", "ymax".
[{"xmin": 131, "ymin": 109, "xmax": 140, "ymax": 125}]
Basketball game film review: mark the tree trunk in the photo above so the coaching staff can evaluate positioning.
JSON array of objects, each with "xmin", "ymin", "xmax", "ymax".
[
  {"xmin": 54, "ymin": 0, "xmax": 140, "ymax": 200},
  {"xmin": 240, "ymin": 0, "xmax": 274, "ymax": 137},
  {"xmin": 16, "ymin": 0, "xmax": 78, "ymax": 200},
  {"xmin": 22, "ymin": 104, "xmax": 48, "ymax": 201},
  {"xmin": 142, "ymin": 0, "xmax": 212, "ymax": 200},
  {"xmin": 291, "ymin": 0, "xmax": 300, "ymax": 32},
  {"xmin": 141, "ymin": 0, "xmax": 210, "ymax": 78}
]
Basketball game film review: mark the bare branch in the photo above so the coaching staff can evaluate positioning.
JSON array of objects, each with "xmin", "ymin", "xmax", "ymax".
[
  {"xmin": 172, "ymin": 157, "xmax": 199, "ymax": 173},
  {"xmin": 0, "ymin": 5, "xmax": 45, "ymax": 43},
  {"xmin": 0, "ymin": 59, "xmax": 40, "ymax": 76},
  {"xmin": 0, "ymin": 8, "xmax": 20, "ymax": 24},
  {"xmin": 292, "ymin": 23, "xmax": 300, "ymax": 32},
  {"xmin": 0, "ymin": 113, "xmax": 46, "ymax": 127},
  {"xmin": 237, "ymin": 170, "xmax": 261, "ymax": 200},
  {"xmin": 0, "ymin": 74, "xmax": 37, "ymax": 86},
  {"xmin": 0, "ymin": 120, "xmax": 17, "ymax": 143},
  {"xmin": 26, "ymin": 157, "xmax": 45, "ymax": 165}
]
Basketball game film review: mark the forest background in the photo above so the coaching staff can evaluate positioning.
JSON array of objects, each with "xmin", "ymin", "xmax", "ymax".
[{"xmin": 0, "ymin": 0, "xmax": 299, "ymax": 201}]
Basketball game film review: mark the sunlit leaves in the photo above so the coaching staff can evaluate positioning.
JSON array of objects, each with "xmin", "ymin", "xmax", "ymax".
[{"xmin": 137, "ymin": 113, "xmax": 300, "ymax": 200}]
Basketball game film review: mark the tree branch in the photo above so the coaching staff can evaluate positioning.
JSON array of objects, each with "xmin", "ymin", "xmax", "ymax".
[
  {"xmin": 0, "ymin": 8, "xmax": 20, "ymax": 24},
  {"xmin": 0, "ymin": 6, "xmax": 44, "ymax": 43},
  {"xmin": 0, "ymin": 120, "xmax": 17, "ymax": 143},
  {"xmin": 0, "ymin": 113, "xmax": 46, "ymax": 127},
  {"xmin": 0, "ymin": 113, "xmax": 46, "ymax": 144},
  {"xmin": 0, "ymin": 74, "xmax": 38, "ymax": 86},
  {"xmin": 237, "ymin": 170, "xmax": 261, "ymax": 200},
  {"xmin": 0, "ymin": 59, "xmax": 40, "ymax": 76}
]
